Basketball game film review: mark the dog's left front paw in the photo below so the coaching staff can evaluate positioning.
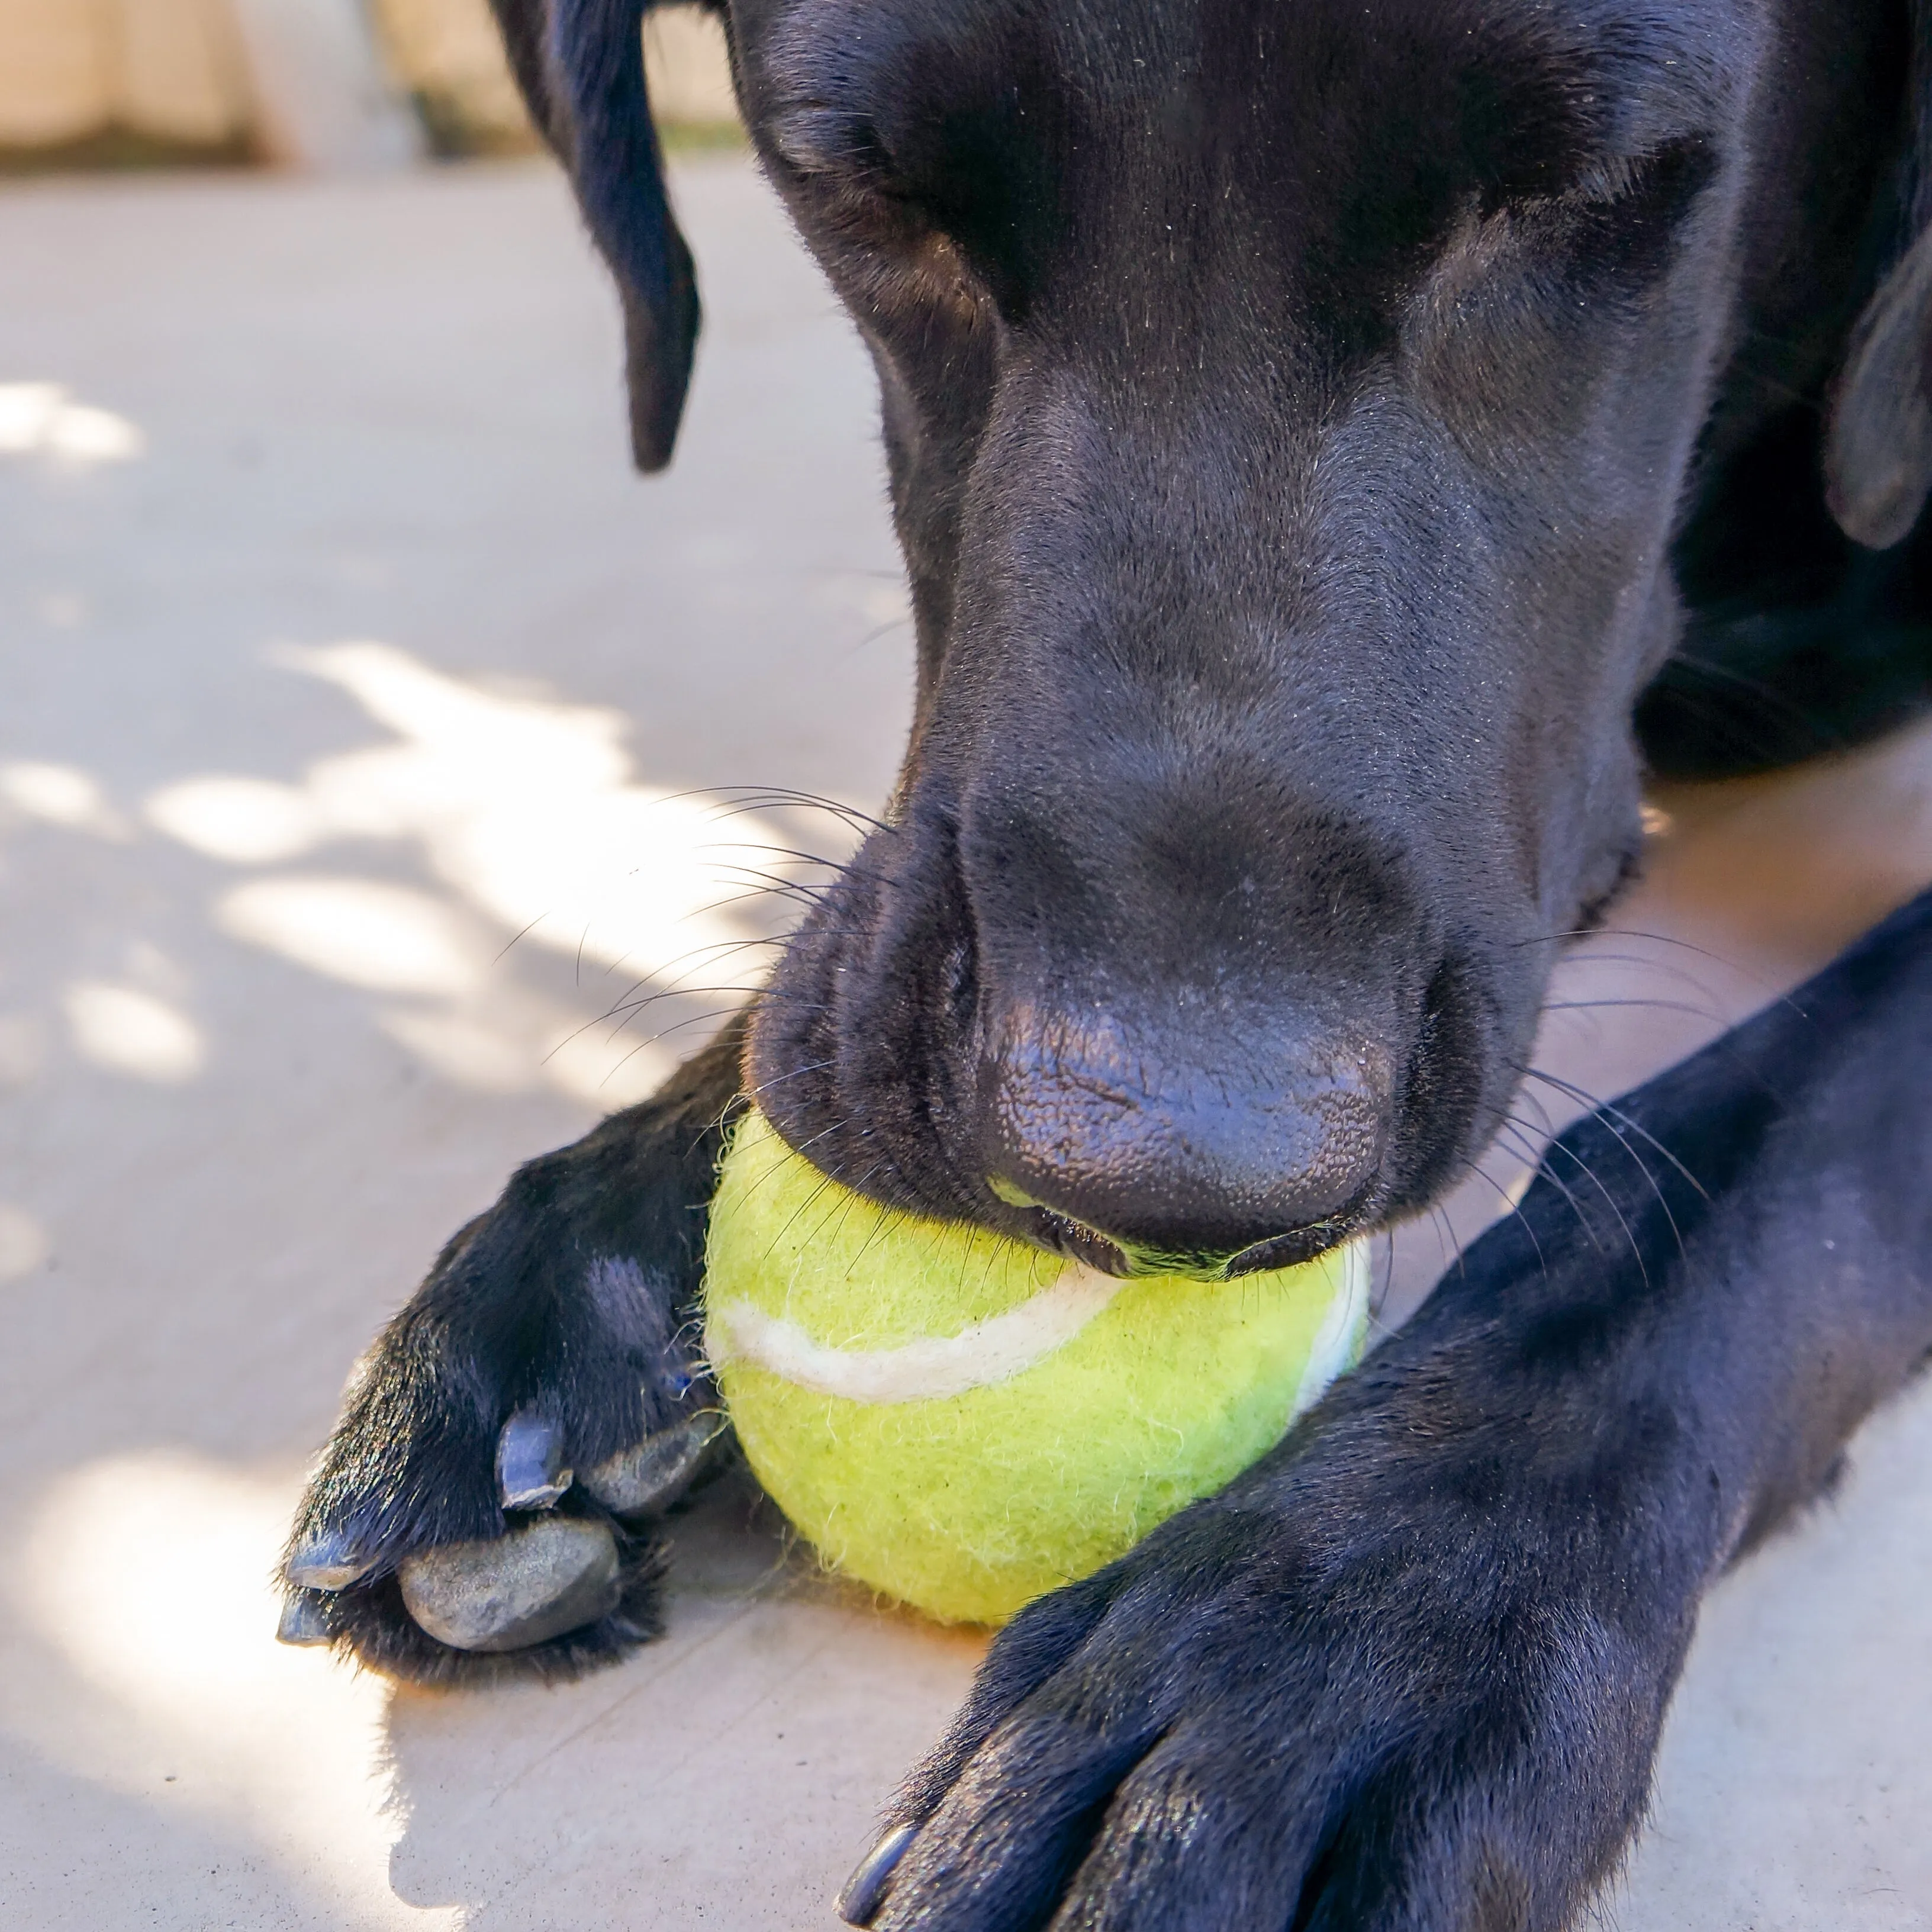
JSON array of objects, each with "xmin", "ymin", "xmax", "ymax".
[{"xmin": 845, "ymin": 1379, "xmax": 1688, "ymax": 1932}]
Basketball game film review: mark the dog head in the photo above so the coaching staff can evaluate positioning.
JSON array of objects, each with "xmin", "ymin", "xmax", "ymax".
[{"xmin": 497, "ymin": 0, "xmax": 1928, "ymax": 1275}]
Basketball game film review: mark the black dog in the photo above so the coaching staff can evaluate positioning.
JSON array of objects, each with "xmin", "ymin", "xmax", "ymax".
[{"xmin": 281, "ymin": 0, "xmax": 1932, "ymax": 1923}]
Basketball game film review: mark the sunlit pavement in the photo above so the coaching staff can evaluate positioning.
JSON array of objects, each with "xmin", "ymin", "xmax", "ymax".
[{"xmin": 1, "ymin": 158, "xmax": 1930, "ymax": 1930}]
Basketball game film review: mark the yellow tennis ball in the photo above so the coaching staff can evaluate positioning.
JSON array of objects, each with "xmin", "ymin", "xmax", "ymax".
[{"xmin": 703, "ymin": 1109, "xmax": 1370, "ymax": 1625}]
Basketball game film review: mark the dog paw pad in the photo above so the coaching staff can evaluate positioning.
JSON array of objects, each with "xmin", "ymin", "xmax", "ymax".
[
  {"xmin": 580, "ymin": 1412, "xmax": 727, "ymax": 1518},
  {"xmin": 399, "ymin": 1516, "xmax": 620, "ymax": 1652}
]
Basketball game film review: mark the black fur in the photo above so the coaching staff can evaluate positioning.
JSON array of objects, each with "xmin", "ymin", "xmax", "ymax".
[{"xmin": 289, "ymin": 1, "xmax": 1932, "ymax": 1923}]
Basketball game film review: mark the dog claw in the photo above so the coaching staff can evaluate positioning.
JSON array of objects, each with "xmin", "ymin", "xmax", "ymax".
[
  {"xmin": 579, "ymin": 1411, "xmax": 727, "ymax": 1518},
  {"xmin": 398, "ymin": 1516, "xmax": 620, "ymax": 1652},
  {"xmin": 285, "ymin": 1529, "xmax": 374, "ymax": 1592},
  {"xmin": 838, "ymin": 1822, "xmax": 918, "ymax": 1926},
  {"xmin": 276, "ymin": 1592, "xmax": 334, "ymax": 1647},
  {"xmin": 497, "ymin": 1409, "xmax": 572, "ymax": 1509}
]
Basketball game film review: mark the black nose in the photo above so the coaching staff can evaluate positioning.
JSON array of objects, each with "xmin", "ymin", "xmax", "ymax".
[{"xmin": 986, "ymin": 1035, "xmax": 1386, "ymax": 1273}]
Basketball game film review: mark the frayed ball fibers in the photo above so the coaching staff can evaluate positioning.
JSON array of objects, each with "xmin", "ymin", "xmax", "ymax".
[{"xmin": 703, "ymin": 1107, "xmax": 1369, "ymax": 1625}]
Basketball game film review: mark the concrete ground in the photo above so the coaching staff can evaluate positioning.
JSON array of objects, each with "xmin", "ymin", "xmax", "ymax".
[{"xmin": 0, "ymin": 156, "xmax": 1928, "ymax": 1931}]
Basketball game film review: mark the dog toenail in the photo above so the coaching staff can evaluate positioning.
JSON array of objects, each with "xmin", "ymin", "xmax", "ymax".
[
  {"xmin": 276, "ymin": 1592, "xmax": 334, "ymax": 1646},
  {"xmin": 285, "ymin": 1530, "xmax": 374, "ymax": 1592},
  {"xmin": 837, "ymin": 1821, "xmax": 918, "ymax": 1925},
  {"xmin": 399, "ymin": 1516, "xmax": 620, "ymax": 1651},
  {"xmin": 497, "ymin": 1409, "xmax": 573, "ymax": 1509}
]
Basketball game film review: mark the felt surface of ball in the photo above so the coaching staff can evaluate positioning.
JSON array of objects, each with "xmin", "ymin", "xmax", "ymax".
[{"xmin": 703, "ymin": 1109, "xmax": 1370, "ymax": 1625}]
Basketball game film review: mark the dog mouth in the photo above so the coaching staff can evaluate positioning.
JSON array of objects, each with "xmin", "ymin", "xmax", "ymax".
[{"xmin": 993, "ymin": 1179, "xmax": 1382, "ymax": 1281}]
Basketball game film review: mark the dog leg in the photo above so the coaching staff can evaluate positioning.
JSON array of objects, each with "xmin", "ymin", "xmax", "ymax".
[
  {"xmin": 848, "ymin": 888, "xmax": 1932, "ymax": 1931},
  {"xmin": 278, "ymin": 1017, "xmax": 745, "ymax": 1684}
]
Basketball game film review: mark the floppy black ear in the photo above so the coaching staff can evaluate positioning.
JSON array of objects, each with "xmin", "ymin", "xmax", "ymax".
[
  {"xmin": 488, "ymin": 0, "xmax": 706, "ymax": 471},
  {"xmin": 1825, "ymin": 10, "xmax": 1932, "ymax": 549}
]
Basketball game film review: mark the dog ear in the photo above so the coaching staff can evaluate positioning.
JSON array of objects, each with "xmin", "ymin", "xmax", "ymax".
[
  {"xmin": 488, "ymin": 0, "xmax": 706, "ymax": 471},
  {"xmin": 1825, "ymin": 21, "xmax": 1932, "ymax": 549}
]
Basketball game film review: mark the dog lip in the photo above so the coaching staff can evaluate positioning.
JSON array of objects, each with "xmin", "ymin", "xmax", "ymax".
[
  {"xmin": 1013, "ymin": 1201, "xmax": 1135, "ymax": 1277},
  {"xmin": 990, "ymin": 1176, "xmax": 1373, "ymax": 1281},
  {"xmin": 1222, "ymin": 1212, "xmax": 1367, "ymax": 1277},
  {"xmin": 989, "ymin": 1173, "xmax": 1376, "ymax": 1281}
]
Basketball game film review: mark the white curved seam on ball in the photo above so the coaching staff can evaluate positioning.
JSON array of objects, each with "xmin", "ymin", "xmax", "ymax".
[
  {"xmin": 1289, "ymin": 1239, "xmax": 1370, "ymax": 1420},
  {"xmin": 707, "ymin": 1239, "xmax": 1371, "ymax": 1409},
  {"xmin": 706, "ymin": 1261, "xmax": 1125, "ymax": 1403}
]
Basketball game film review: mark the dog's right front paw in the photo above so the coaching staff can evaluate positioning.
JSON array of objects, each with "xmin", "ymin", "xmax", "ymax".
[
  {"xmin": 278, "ymin": 1032, "xmax": 746, "ymax": 1684},
  {"xmin": 278, "ymin": 1252, "xmax": 730, "ymax": 1683},
  {"xmin": 281, "ymin": 1386, "xmax": 729, "ymax": 1684}
]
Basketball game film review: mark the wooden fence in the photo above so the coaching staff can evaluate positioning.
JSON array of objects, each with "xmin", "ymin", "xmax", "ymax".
[{"xmin": 0, "ymin": 0, "xmax": 737, "ymax": 169}]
